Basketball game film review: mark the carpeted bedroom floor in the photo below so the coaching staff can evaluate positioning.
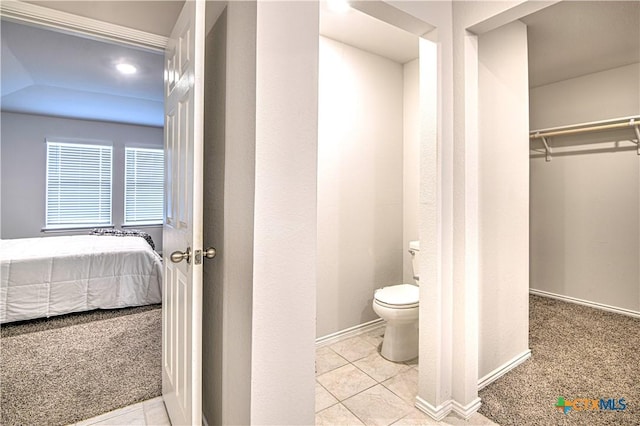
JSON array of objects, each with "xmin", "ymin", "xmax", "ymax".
[
  {"xmin": 479, "ymin": 295, "xmax": 639, "ymax": 425},
  {"xmin": 0, "ymin": 305, "xmax": 162, "ymax": 426}
]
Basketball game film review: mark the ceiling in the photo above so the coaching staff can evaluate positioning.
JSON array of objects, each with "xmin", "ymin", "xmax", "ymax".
[
  {"xmin": 320, "ymin": 3, "xmax": 419, "ymax": 64},
  {"xmin": 1, "ymin": 20, "xmax": 165, "ymax": 127},
  {"xmin": 1, "ymin": 1, "xmax": 183, "ymax": 127},
  {"xmin": 522, "ymin": 1, "xmax": 640, "ymax": 88},
  {"xmin": 1, "ymin": 1, "xmax": 638, "ymax": 127}
]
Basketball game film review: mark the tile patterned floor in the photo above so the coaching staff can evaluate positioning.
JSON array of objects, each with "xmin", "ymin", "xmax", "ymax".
[
  {"xmin": 316, "ymin": 326, "xmax": 497, "ymax": 426},
  {"xmin": 67, "ymin": 397, "xmax": 170, "ymax": 426}
]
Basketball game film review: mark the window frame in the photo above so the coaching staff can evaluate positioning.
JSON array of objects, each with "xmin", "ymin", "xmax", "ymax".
[
  {"xmin": 123, "ymin": 146, "xmax": 165, "ymax": 226},
  {"xmin": 44, "ymin": 140, "xmax": 113, "ymax": 230}
]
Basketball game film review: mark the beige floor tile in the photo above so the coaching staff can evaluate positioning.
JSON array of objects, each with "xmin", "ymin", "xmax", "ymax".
[
  {"xmin": 382, "ymin": 368, "xmax": 419, "ymax": 404},
  {"xmin": 316, "ymin": 403, "xmax": 365, "ymax": 425},
  {"xmin": 316, "ymin": 382, "xmax": 339, "ymax": 413},
  {"xmin": 405, "ymin": 357, "xmax": 419, "ymax": 367},
  {"xmin": 442, "ymin": 412, "xmax": 498, "ymax": 425},
  {"xmin": 76, "ymin": 403, "xmax": 143, "ymax": 426},
  {"xmin": 316, "ymin": 346, "xmax": 349, "ymax": 375},
  {"xmin": 143, "ymin": 397, "xmax": 171, "ymax": 425},
  {"xmin": 91, "ymin": 407, "xmax": 146, "ymax": 425},
  {"xmin": 329, "ymin": 336, "xmax": 377, "ymax": 362},
  {"xmin": 391, "ymin": 408, "xmax": 441, "ymax": 425},
  {"xmin": 361, "ymin": 327, "xmax": 385, "ymax": 349},
  {"xmin": 343, "ymin": 384, "xmax": 413, "ymax": 426},
  {"xmin": 354, "ymin": 351, "xmax": 411, "ymax": 383},
  {"xmin": 317, "ymin": 363, "xmax": 377, "ymax": 401},
  {"xmin": 469, "ymin": 413, "xmax": 498, "ymax": 425}
]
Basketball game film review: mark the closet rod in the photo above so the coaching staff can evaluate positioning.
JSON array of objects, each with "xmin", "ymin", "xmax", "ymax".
[{"xmin": 530, "ymin": 116, "xmax": 640, "ymax": 139}]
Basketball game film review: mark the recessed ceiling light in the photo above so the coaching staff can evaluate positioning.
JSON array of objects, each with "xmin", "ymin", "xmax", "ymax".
[
  {"xmin": 327, "ymin": 0, "xmax": 350, "ymax": 14},
  {"xmin": 116, "ymin": 63, "xmax": 137, "ymax": 75}
]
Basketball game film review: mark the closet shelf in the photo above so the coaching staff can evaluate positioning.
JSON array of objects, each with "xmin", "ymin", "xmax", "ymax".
[{"xmin": 530, "ymin": 115, "xmax": 640, "ymax": 162}]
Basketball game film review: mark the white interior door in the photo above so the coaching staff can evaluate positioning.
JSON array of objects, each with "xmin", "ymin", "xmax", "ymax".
[{"xmin": 162, "ymin": 0, "xmax": 205, "ymax": 424}]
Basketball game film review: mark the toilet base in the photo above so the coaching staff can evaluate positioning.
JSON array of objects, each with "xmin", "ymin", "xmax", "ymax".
[{"xmin": 380, "ymin": 321, "xmax": 418, "ymax": 362}]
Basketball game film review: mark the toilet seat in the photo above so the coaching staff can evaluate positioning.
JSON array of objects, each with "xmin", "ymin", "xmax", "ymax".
[{"xmin": 374, "ymin": 284, "xmax": 419, "ymax": 309}]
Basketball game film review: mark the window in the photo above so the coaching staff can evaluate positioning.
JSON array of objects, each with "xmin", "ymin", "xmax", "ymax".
[
  {"xmin": 46, "ymin": 141, "xmax": 113, "ymax": 228},
  {"xmin": 124, "ymin": 147, "xmax": 164, "ymax": 225}
]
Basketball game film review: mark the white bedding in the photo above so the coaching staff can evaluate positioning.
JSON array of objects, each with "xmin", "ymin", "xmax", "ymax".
[{"xmin": 0, "ymin": 235, "xmax": 162, "ymax": 324}]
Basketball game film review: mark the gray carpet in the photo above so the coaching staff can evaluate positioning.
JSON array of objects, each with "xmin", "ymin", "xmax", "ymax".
[
  {"xmin": 0, "ymin": 304, "xmax": 160, "ymax": 338},
  {"xmin": 1, "ymin": 306, "xmax": 162, "ymax": 426},
  {"xmin": 479, "ymin": 295, "xmax": 640, "ymax": 425}
]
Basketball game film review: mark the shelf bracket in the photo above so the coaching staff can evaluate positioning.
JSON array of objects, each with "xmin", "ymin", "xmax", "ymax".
[
  {"xmin": 631, "ymin": 119, "xmax": 640, "ymax": 156},
  {"xmin": 537, "ymin": 133, "xmax": 552, "ymax": 162}
]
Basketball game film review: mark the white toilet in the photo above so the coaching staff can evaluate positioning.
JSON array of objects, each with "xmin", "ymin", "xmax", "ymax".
[{"xmin": 372, "ymin": 240, "xmax": 420, "ymax": 362}]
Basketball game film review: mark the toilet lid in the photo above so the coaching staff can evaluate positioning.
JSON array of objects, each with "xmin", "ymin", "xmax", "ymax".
[{"xmin": 374, "ymin": 284, "xmax": 419, "ymax": 307}]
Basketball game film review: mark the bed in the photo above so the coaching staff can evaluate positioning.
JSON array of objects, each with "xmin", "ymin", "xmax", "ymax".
[{"xmin": 0, "ymin": 235, "xmax": 162, "ymax": 324}]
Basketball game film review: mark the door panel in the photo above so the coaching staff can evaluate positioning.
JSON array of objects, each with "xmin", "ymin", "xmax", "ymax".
[{"xmin": 162, "ymin": 0, "xmax": 205, "ymax": 424}]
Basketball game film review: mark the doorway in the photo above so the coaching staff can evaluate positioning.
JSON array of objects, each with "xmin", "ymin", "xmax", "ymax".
[
  {"xmin": 315, "ymin": 2, "xmax": 438, "ymax": 423},
  {"xmin": 0, "ymin": 3, "xmax": 179, "ymax": 424},
  {"xmin": 473, "ymin": 1, "xmax": 640, "ymax": 423}
]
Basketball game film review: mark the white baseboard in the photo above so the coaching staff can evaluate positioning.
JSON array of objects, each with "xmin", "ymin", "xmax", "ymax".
[
  {"xmin": 452, "ymin": 397, "xmax": 482, "ymax": 420},
  {"xmin": 415, "ymin": 396, "xmax": 453, "ymax": 421},
  {"xmin": 315, "ymin": 318, "xmax": 384, "ymax": 347},
  {"xmin": 530, "ymin": 288, "xmax": 640, "ymax": 319},
  {"xmin": 478, "ymin": 349, "xmax": 531, "ymax": 390},
  {"xmin": 415, "ymin": 396, "xmax": 482, "ymax": 421}
]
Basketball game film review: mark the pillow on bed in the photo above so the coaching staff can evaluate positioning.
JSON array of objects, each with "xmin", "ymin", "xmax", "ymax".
[{"xmin": 90, "ymin": 228, "xmax": 156, "ymax": 251}]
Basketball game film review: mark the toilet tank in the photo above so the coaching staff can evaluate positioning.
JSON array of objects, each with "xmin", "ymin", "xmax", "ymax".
[{"xmin": 409, "ymin": 240, "xmax": 420, "ymax": 281}]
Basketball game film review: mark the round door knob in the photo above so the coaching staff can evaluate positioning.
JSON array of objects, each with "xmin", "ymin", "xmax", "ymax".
[
  {"xmin": 203, "ymin": 247, "xmax": 217, "ymax": 259},
  {"xmin": 170, "ymin": 247, "xmax": 191, "ymax": 264}
]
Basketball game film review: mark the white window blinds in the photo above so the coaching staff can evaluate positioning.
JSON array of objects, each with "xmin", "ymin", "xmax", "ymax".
[
  {"xmin": 46, "ymin": 141, "xmax": 113, "ymax": 228},
  {"xmin": 125, "ymin": 147, "xmax": 164, "ymax": 225}
]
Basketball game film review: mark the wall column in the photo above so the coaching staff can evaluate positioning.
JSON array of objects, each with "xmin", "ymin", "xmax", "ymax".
[{"xmin": 252, "ymin": 1, "xmax": 319, "ymax": 424}]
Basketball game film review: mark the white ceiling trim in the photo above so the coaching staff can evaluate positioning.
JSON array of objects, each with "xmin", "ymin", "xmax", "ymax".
[{"xmin": 0, "ymin": 0, "xmax": 167, "ymax": 52}]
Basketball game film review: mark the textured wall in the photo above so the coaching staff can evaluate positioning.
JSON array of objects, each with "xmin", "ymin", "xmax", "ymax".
[
  {"xmin": 251, "ymin": 2, "xmax": 319, "ymax": 424},
  {"xmin": 316, "ymin": 36, "xmax": 405, "ymax": 338},
  {"xmin": 403, "ymin": 58, "xmax": 421, "ymax": 284},
  {"xmin": 530, "ymin": 63, "xmax": 640, "ymax": 129},
  {"xmin": 478, "ymin": 20, "xmax": 530, "ymax": 379}
]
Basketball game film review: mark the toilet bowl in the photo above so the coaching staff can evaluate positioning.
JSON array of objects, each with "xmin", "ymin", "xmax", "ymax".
[
  {"xmin": 372, "ymin": 241, "xmax": 420, "ymax": 362},
  {"xmin": 373, "ymin": 284, "xmax": 419, "ymax": 361}
]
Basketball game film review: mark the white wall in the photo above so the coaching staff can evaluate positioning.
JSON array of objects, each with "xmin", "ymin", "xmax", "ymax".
[
  {"xmin": 316, "ymin": 36, "xmax": 404, "ymax": 338},
  {"xmin": 530, "ymin": 63, "xmax": 640, "ymax": 129},
  {"xmin": 388, "ymin": 2, "xmax": 456, "ymax": 414},
  {"xmin": 251, "ymin": 2, "xmax": 318, "ymax": 424},
  {"xmin": 530, "ymin": 63, "xmax": 640, "ymax": 313},
  {"xmin": 0, "ymin": 112, "xmax": 163, "ymax": 251},
  {"xmin": 403, "ymin": 58, "xmax": 420, "ymax": 283},
  {"xmin": 477, "ymin": 20, "xmax": 530, "ymax": 379}
]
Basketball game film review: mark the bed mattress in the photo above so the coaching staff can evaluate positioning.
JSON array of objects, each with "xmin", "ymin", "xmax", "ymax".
[{"xmin": 0, "ymin": 235, "xmax": 163, "ymax": 323}]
